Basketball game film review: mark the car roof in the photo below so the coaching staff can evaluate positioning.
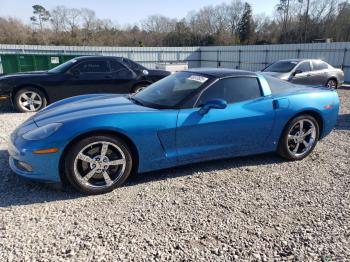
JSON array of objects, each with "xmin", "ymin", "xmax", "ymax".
[
  {"xmin": 277, "ymin": 58, "xmax": 325, "ymax": 63},
  {"xmin": 74, "ymin": 56, "xmax": 124, "ymax": 61},
  {"xmin": 185, "ymin": 68, "xmax": 257, "ymax": 78}
]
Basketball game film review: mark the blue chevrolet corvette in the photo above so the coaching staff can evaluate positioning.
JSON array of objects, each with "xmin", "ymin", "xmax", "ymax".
[{"xmin": 8, "ymin": 69, "xmax": 339, "ymax": 194}]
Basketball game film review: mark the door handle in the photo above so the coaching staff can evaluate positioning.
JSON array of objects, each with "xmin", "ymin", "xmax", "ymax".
[
  {"xmin": 307, "ymin": 74, "xmax": 311, "ymax": 77},
  {"xmin": 104, "ymin": 75, "xmax": 113, "ymax": 79}
]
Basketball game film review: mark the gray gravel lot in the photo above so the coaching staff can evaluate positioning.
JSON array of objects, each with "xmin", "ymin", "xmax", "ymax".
[{"xmin": 0, "ymin": 89, "xmax": 349, "ymax": 261}]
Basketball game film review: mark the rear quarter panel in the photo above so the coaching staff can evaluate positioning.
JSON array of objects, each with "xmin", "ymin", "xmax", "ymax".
[{"xmin": 268, "ymin": 89, "xmax": 339, "ymax": 148}]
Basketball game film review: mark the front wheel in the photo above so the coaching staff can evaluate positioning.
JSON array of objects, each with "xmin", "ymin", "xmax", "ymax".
[
  {"xmin": 278, "ymin": 115, "xmax": 319, "ymax": 161},
  {"xmin": 14, "ymin": 87, "xmax": 47, "ymax": 113},
  {"xmin": 326, "ymin": 79, "xmax": 338, "ymax": 89},
  {"xmin": 64, "ymin": 135, "xmax": 133, "ymax": 195}
]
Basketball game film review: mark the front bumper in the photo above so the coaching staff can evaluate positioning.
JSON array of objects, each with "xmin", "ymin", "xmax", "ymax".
[{"xmin": 8, "ymin": 131, "xmax": 62, "ymax": 183}]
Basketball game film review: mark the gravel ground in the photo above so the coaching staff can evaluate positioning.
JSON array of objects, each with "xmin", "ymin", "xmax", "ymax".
[{"xmin": 0, "ymin": 88, "xmax": 349, "ymax": 261}]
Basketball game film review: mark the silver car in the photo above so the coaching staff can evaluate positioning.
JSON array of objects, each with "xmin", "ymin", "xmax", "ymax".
[{"xmin": 261, "ymin": 59, "xmax": 344, "ymax": 89}]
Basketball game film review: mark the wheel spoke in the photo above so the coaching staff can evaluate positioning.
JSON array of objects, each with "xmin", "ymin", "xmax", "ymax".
[
  {"xmin": 33, "ymin": 100, "xmax": 41, "ymax": 105},
  {"xmin": 303, "ymin": 140, "xmax": 309, "ymax": 148},
  {"xmin": 22, "ymin": 101, "xmax": 29, "ymax": 106},
  {"xmin": 299, "ymin": 121, "xmax": 304, "ymax": 132},
  {"xmin": 288, "ymin": 134, "xmax": 297, "ymax": 140},
  {"xmin": 77, "ymin": 153, "xmax": 96, "ymax": 164},
  {"xmin": 102, "ymin": 172, "xmax": 113, "ymax": 186},
  {"xmin": 108, "ymin": 159, "xmax": 126, "ymax": 166},
  {"xmin": 82, "ymin": 168, "xmax": 97, "ymax": 182},
  {"xmin": 303, "ymin": 127, "xmax": 314, "ymax": 137},
  {"xmin": 100, "ymin": 143, "xmax": 109, "ymax": 158},
  {"xmin": 29, "ymin": 104, "xmax": 35, "ymax": 111},
  {"xmin": 21, "ymin": 94, "xmax": 29, "ymax": 100},
  {"xmin": 293, "ymin": 143, "xmax": 300, "ymax": 153}
]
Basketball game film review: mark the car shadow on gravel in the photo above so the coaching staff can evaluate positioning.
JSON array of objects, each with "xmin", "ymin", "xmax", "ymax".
[
  {"xmin": 0, "ymin": 149, "xmax": 284, "ymax": 208},
  {"xmin": 126, "ymin": 153, "xmax": 284, "ymax": 188},
  {"xmin": 336, "ymin": 114, "xmax": 350, "ymax": 131}
]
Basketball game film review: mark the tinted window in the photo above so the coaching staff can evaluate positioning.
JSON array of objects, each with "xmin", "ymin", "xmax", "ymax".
[
  {"xmin": 48, "ymin": 59, "xmax": 77, "ymax": 73},
  {"xmin": 263, "ymin": 61, "xmax": 298, "ymax": 73},
  {"xmin": 296, "ymin": 61, "xmax": 311, "ymax": 72},
  {"xmin": 265, "ymin": 76, "xmax": 296, "ymax": 94},
  {"xmin": 75, "ymin": 61, "xmax": 109, "ymax": 73},
  {"xmin": 110, "ymin": 60, "xmax": 126, "ymax": 72},
  {"xmin": 312, "ymin": 61, "xmax": 329, "ymax": 71},
  {"xmin": 197, "ymin": 77, "xmax": 261, "ymax": 105},
  {"xmin": 123, "ymin": 58, "xmax": 145, "ymax": 70}
]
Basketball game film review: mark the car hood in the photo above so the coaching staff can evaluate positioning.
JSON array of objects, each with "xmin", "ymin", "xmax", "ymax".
[
  {"xmin": 0, "ymin": 71, "xmax": 50, "ymax": 80},
  {"xmin": 33, "ymin": 94, "xmax": 156, "ymax": 126}
]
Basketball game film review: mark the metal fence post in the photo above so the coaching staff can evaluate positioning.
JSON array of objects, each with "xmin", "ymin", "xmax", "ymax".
[
  {"xmin": 238, "ymin": 50, "xmax": 242, "ymax": 69},
  {"xmin": 264, "ymin": 49, "xmax": 269, "ymax": 68},
  {"xmin": 297, "ymin": 49, "xmax": 301, "ymax": 58},
  {"xmin": 342, "ymin": 48, "xmax": 347, "ymax": 70}
]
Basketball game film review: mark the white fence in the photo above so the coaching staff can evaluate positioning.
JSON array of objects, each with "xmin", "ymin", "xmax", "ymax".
[
  {"xmin": 1, "ymin": 43, "xmax": 350, "ymax": 82},
  {"xmin": 200, "ymin": 42, "xmax": 350, "ymax": 82}
]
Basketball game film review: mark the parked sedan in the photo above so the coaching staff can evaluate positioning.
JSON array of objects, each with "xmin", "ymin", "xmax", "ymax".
[
  {"xmin": 261, "ymin": 59, "xmax": 344, "ymax": 88},
  {"xmin": 9, "ymin": 69, "xmax": 339, "ymax": 194},
  {"xmin": 0, "ymin": 56, "xmax": 170, "ymax": 112}
]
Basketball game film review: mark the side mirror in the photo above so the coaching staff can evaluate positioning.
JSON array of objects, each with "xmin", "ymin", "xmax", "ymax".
[
  {"xmin": 199, "ymin": 99, "xmax": 227, "ymax": 115},
  {"xmin": 293, "ymin": 69, "xmax": 303, "ymax": 76}
]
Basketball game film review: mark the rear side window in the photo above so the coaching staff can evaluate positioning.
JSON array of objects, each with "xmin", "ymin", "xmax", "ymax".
[
  {"xmin": 75, "ymin": 61, "xmax": 109, "ymax": 73},
  {"xmin": 264, "ymin": 76, "xmax": 295, "ymax": 94},
  {"xmin": 110, "ymin": 60, "xmax": 127, "ymax": 72},
  {"xmin": 312, "ymin": 61, "xmax": 329, "ymax": 71},
  {"xmin": 197, "ymin": 77, "xmax": 261, "ymax": 105},
  {"xmin": 296, "ymin": 61, "xmax": 311, "ymax": 72}
]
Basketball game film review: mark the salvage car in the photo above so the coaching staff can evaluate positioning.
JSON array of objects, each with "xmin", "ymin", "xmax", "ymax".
[
  {"xmin": 0, "ymin": 56, "xmax": 170, "ymax": 112},
  {"xmin": 8, "ymin": 69, "xmax": 339, "ymax": 194},
  {"xmin": 261, "ymin": 59, "xmax": 344, "ymax": 88}
]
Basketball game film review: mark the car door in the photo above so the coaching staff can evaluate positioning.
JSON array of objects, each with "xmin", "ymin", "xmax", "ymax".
[
  {"xmin": 176, "ymin": 77, "xmax": 275, "ymax": 164},
  {"xmin": 61, "ymin": 59, "xmax": 115, "ymax": 97},
  {"xmin": 290, "ymin": 61, "xmax": 313, "ymax": 85},
  {"xmin": 108, "ymin": 59, "xmax": 137, "ymax": 93},
  {"xmin": 310, "ymin": 60, "xmax": 330, "ymax": 86}
]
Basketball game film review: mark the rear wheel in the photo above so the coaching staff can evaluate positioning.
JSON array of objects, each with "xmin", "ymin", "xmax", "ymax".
[
  {"xmin": 326, "ymin": 79, "xmax": 338, "ymax": 89},
  {"xmin": 278, "ymin": 115, "xmax": 319, "ymax": 161},
  {"xmin": 64, "ymin": 135, "xmax": 133, "ymax": 195},
  {"xmin": 14, "ymin": 87, "xmax": 47, "ymax": 113},
  {"xmin": 132, "ymin": 83, "xmax": 149, "ymax": 94}
]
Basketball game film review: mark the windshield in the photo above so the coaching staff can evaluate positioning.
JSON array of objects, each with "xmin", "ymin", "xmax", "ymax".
[
  {"xmin": 133, "ymin": 72, "xmax": 209, "ymax": 108},
  {"xmin": 263, "ymin": 61, "xmax": 298, "ymax": 73},
  {"xmin": 48, "ymin": 59, "xmax": 78, "ymax": 73}
]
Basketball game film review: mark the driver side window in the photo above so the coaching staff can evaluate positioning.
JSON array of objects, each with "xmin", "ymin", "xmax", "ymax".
[
  {"xmin": 296, "ymin": 61, "xmax": 311, "ymax": 73},
  {"xmin": 197, "ymin": 77, "xmax": 262, "ymax": 106}
]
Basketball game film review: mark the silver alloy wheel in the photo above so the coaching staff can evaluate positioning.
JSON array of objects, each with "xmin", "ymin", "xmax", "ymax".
[
  {"xmin": 73, "ymin": 141, "xmax": 126, "ymax": 189},
  {"xmin": 18, "ymin": 91, "xmax": 43, "ymax": 112},
  {"xmin": 133, "ymin": 86, "xmax": 146, "ymax": 94},
  {"xmin": 287, "ymin": 119, "xmax": 317, "ymax": 158},
  {"xmin": 326, "ymin": 79, "xmax": 337, "ymax": 89}
]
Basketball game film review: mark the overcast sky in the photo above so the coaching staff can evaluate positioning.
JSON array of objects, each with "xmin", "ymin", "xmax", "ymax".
[{"xmin": 0, "ymin": 0, "xmax": 279, "ymax": 25}]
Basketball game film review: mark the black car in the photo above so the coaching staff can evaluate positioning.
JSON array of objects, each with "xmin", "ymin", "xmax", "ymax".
[{"xmin": 0, "ymin": 56, "xmax": 170, "ymax": 112}]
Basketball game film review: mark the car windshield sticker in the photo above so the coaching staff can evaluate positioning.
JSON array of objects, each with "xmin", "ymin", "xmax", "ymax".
[{"xmin": 187, "ymin": 75, "xmax": 208, "ymax": 83}]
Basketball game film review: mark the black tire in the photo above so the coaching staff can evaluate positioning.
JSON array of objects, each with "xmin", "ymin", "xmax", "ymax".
[
  {"xmin": 64, "ymin": 135, "xmax": 133, "ymax": 195},
  {"xmin": 14, "ymin": 87, "xmax": 47, "ymax": 113},
  {"xmin": 326, "ymin": 79, "xmax": 338, "ymax": 89},
  {"xmin": 277, "ymin": 115, "xmax": 320, "ymax": 161},
  {"xmin": 132, "ymin": 83, "xmax": 149, "ymax": 94}
]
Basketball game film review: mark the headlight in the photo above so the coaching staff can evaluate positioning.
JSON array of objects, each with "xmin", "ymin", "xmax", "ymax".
[{"xmin": 22, "ymin": 123, "xmax": 62, "ymax": 140}]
